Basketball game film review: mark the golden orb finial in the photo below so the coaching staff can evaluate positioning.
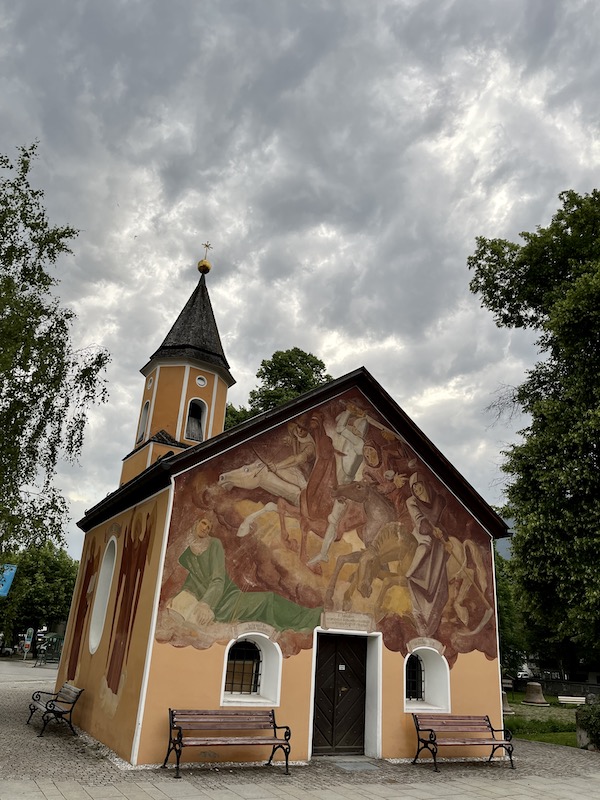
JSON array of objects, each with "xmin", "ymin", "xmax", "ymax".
[{"xmin": 198, "ymin": 241, "xmax": 213, "ymax": 274}]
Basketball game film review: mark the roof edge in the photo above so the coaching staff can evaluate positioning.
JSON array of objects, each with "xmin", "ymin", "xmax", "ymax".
[{"xmin": 78, "ymin": 366, "xmax": 507, "ymax": 539}]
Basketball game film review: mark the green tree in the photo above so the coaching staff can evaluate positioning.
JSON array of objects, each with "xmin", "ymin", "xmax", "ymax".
[
  {"xmin": 468, "ymin": 189, "xmax": 600, "ymax": 663},
  {"xmin": 494, "ymin": 549, "xmax": 526, "ymax": 676},
  {"xmin": 224, "ymin": 402, "xmax": 255, "ymax": 429},
  {"xmin": 0, "ymin": 143, "xmax": 109, "ymax": 549},
  {"xmin": 225, "ymin": 347, "xmax": 332, "ymax": 429},
  {"xmin": 0, "ymin": 542, "xmax": 78, "ymax": 652}
]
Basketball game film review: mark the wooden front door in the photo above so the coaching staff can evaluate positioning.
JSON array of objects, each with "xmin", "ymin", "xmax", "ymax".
[{"xmin": 312, "ymin": 633, "xmax": 367, "ymax": 754}]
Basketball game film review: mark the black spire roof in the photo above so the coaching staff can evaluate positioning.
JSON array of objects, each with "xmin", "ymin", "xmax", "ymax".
[{"xmin": 143, "ymin": 273, "xmax": 235, "ymax": 386}]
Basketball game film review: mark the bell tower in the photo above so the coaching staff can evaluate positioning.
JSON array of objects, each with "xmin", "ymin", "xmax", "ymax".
[{"xmin": 120, "ymin": 250, "xmax": 235, "ymax": 485}]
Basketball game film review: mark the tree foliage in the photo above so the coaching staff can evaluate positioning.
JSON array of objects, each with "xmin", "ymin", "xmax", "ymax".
[
  {"xmin": 494, "ymin": 549, "xmax": 527, "ymax": 676},
  {"xmin": 225, "ymin": 347, "xmax": 332, "ymax": 429},
  {"xmin": 0, "ymin": 144, "xmax": 110, "ymax": 548},
  {"xmin": 469, "ymin": 189, "xmax": 600, "ymax": 662},
  {"xmin": 0, "ymin": 542, "xmax": 78, "ymax": 649}
]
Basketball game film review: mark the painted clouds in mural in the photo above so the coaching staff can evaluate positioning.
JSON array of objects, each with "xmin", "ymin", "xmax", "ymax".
[{"xmin": 157, "ymin": 391, "xmax": 496, "ymax": 663}]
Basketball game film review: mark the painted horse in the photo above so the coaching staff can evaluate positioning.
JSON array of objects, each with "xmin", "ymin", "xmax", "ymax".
[{"xmin": 218, "ymin": 459, "xmax": 364, "ymax": 560}]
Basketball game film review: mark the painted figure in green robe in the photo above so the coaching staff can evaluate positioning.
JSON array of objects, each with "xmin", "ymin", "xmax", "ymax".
[{"xmin": 168, "ymin": 518, "xmax": 322, "ymax": 632}]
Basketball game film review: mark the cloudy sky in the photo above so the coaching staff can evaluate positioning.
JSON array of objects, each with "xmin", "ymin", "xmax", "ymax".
[{"xmin": 3, "ymin": 0, "xmax": 599, "ymax": 558}]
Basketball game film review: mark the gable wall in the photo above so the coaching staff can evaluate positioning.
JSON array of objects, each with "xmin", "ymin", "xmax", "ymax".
[
  {"xmin": 138, "ymin": 388, "xmax": 501, "ymax": 764},
  {"xmin": 57, "ymin": 489, "xmax": 171, "ymax": 762}
]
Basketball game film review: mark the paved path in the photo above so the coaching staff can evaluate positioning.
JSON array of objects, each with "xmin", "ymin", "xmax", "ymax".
[{"xmin": 0, "ymin": 660, "xmax": 598, "ymax": 799}]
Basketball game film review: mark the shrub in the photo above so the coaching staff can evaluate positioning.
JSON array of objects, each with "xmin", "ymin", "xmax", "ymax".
[{"xmin": 576, "ymin": 703, "xmax": 600, "ymax": 748}]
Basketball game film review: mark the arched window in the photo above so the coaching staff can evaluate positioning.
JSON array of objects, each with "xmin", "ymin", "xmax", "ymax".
[
  {"xmin": 221, "ymin": 633, "xmax": 282, "ymax": 706},
  {"xmin": 136, "ymin": 401, "xmax": 150, "ymax": 443},
  {"xmin": 225, "ymin": 640, "xmax": 262, "ymax": 694},
  {"xmin": 185, "ymin": 399, "xmax": 206, "ymax": 442},
  {"xmin": 404, "ymin": 647, "xmax": 450, "ymax": 712},
  {"xmin": 89, "ymin": 538, "xmax": 117, "ymax": 654},
  {"xmin": 406, "ymin": 653, "xmax": 424, "ymax": 701}
]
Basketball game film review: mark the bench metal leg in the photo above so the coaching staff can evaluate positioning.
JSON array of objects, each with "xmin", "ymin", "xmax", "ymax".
[
  {"xmin": 64, "ymin": 715, "xmax": 78, "ymax": 736},
  {"xmin": 161, "ymin": 745, "xmax": 172, "ymax": 770},
  {"xmin": 161, "ymin": 738, "xmax": 183, "ymax": 778},
  {"xmin": 173, "ymin": 748, "xmax": 182, "ymax": 779},
  {"xmin": 489, "ymin": 743, "xmax": 515, "ymax": 769},
  {"xmin": 412, "ymin": 740, "xmax": 439, "ymax": 772},
  {"xmin": 39, "ymin": 713, "xmax": 52, "ymax": 737},
  {"xmin": 266, "ymin": 742, "xmax": 291, "ymax": 774}
]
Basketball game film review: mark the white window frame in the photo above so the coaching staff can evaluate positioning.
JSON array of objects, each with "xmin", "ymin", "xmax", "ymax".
[
  {"xmin": 136, "ymin": 401, "xmax": 150, "ymax": 443},
  {"xmin": 221, "ymin": 633, "xmax": 282, "ymax": 707},
  {"xmin": 88, "ymin": 537, "xmax": 117, "ymax": 655},
  {"xmin": 404, "ymin": 646, "xmax": 450, "ymax": 713}
]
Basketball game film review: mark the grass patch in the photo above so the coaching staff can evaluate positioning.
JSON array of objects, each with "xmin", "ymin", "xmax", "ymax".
[
  {"xmin": 503, "ymin": 692, "xmax": 578, "ymax": 746},
  {"xmin": 515, "ymin": 732, "xmax": 578, "ymax": 748},
  {"xmin": 508, "ymin": 716, "xmax": 576, "ymax": 735}
]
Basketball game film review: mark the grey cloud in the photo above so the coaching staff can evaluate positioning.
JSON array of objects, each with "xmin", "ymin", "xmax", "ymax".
[{"xmin": 3, "ymin": 0, "xmax": 599, "ymax": 555}]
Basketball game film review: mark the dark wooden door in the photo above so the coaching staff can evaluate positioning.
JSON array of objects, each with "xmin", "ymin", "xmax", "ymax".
[{"xmin": 312, "ymin": 634, "xmax": 367, "ymax": 754}]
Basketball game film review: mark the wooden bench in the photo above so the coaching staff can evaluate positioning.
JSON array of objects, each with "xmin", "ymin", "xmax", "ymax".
[
  {"xmin": 412, "ymin": 713, "xmax": 514, "ymax": 772},
  {"xmin": 162, "ymin": 709, "xmax": 291, "ymax": 779},
  {"xmin": 558, "ymin": 695, "xmax": 586, "ymax": 705},
  {"xmin": 27, "ymin": 683, "xmax": 83, "ymax": 737}
]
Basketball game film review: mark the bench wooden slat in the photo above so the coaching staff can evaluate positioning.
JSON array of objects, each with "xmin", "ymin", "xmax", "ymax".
[
  {"xmin": 423, "ymin": 737, "xmax": 511, "ymax": 746},
  {"xmin": 172, "ymin": 710, "xmax": 275, "ymax": 720},
  {"xmin": 162, "ymin": 708, "xmax": 291, "ymax": 779},
  {"xmin": 412, "ymin": 713, "xmax": 514, "ymax": 772},
  {"xmin": 182, "ymin": 736, "xmax": 282, "ymax": 746},
  {"xmin": 174, "ymin": 716, "xmax": 274, "ymax": 725}
]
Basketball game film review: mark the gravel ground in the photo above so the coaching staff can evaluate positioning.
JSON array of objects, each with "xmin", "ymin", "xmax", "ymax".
[{"xmin": 2, "ymin": 675, "xmax": 598, "ymax": 791}]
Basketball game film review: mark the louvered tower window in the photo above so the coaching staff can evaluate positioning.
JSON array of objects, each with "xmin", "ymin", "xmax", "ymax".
[{"xmin": 185, "ymin": 399, "xmax": 205, "ymax": 441}]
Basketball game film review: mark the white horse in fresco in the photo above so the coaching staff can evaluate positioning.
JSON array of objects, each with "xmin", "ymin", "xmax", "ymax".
[
  {"xmin": 218, "ymin": 459, "xmax": 306, "ymax": 504},
  {"xmin": 217, "ymin": 458, "xmax": 361, "ymax": 560},
  {"xmin": 218, "ymin": 460, "xmax": 306, "ymax": 542}
]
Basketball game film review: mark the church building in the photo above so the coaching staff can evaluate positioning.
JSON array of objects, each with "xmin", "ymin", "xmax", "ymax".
[{"xmin": 57, "ymin": 256, "xmax": 508, "ymax": 769}]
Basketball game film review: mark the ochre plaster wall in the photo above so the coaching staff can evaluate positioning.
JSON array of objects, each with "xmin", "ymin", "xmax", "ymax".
[
  {"xmin": 151, "ymin": 365, "xmax": 186, "ymax": 439},
  {"xmin": 120, "ymin": 448, "xmax": 150, "ymax": 485},
  {"xmin": 138, "ymin": 642, "xmax": 500, "ymax": 766},
  {"xmin": 57, "ymin": 491, "xmax": 170, "ymax": 762},
  {"xmin": 209, "ymin": 375, "xmax": 228, "ymax": 436},
  {"xmin": 138, "ymin": 642, "xmax": 314, "ymax": 766}
]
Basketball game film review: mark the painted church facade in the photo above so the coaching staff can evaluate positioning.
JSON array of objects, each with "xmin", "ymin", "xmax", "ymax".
[{"xmin": 57, "ymin": 263, "xmax": 507, "ymax": 767}]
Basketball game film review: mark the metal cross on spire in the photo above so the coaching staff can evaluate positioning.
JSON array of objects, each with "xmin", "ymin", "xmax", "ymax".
[{"xmin": 197, "ymin": 241, "xmax": 213, "ymax": 274}]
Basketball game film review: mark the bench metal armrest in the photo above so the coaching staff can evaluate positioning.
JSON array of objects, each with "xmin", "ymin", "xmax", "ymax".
[
  {"xmin": 172, "ymin": 725, "xmax": 184, "ymax": 742},
  {"xmin": 488, "ymin": 721, "xmax": 511, "ymax": 738},
  {"xmin": 46, "ymin": 699, "xmax": 73, "ymax": 713},
  {"xmin": 31, "ymin": 690, "xmax": 58, "ymax": 704},
  {"xmin": 273, "ymin": 723, "xmax": 291, "ymax": 742},
  {"xmin": 417, "ymin": 727, "xmax": 437, "ymax": 742}
]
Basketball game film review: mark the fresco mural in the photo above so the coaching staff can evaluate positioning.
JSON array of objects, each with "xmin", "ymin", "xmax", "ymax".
[
  {"xmin": 105, "ymin": 505, "xmax": 157, "ymax": 695},
  {"xmin": 156, "ymin": 390, "xmax": 496, "ymax": 664},
  {"xmin": 66, "ymin": 538, "xmax": 101, "ymax": 682}
]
